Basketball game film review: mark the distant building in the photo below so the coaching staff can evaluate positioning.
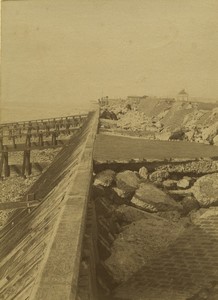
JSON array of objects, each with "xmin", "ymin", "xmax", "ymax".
[{"xmin": 177, "ymin": 89, "xmax": 189, "ymax": 102}]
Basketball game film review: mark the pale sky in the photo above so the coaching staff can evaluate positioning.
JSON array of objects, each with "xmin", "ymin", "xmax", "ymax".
[{"xmin": 1, "ymin": 0, "xmax": 218, "ymax": 107}]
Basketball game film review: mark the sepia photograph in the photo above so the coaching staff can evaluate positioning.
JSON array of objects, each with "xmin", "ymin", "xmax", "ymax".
[{"xmin": 0, "ymin": 0, "xmax": 218, "ymax": 299}]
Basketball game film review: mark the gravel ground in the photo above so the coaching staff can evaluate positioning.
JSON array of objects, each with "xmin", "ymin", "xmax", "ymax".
[{"xmin": 0, "ymin": 148, "xmax": 60, "ymax": 229}]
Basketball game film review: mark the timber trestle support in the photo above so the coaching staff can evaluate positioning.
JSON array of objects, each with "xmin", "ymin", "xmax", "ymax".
[{"xmin": 0, "ymin": 113, "xmax": 88, "ymax": 178}]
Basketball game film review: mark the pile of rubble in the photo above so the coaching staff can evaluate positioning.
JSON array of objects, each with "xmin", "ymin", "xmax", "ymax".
[
  {"xmin": 99, "ymin": 99, "xmax": 218, "ymax": 145},
  {"xmin": 93, "ymin": 167, "xmax": 218, "ymax": 294}
]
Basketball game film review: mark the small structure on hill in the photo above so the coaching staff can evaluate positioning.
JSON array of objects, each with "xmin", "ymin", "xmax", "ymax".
[{"xmin": 177, "ymin": 89, "xmax": 189, "ymax": 102}]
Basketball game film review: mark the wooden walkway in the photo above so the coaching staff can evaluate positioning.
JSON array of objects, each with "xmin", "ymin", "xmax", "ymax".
[{"xmin": 0, "ymin": 114, "xmax": 88, "ymax": 177}]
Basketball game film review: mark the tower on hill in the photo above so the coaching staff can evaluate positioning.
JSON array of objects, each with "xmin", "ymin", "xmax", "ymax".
[{"xmin": 177, "ymin": 89, "xmax": 189, "ymax": 101}]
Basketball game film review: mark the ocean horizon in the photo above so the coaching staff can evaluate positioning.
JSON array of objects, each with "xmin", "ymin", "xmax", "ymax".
[{"xmin": 0, "ymin": 100, "xmax": 97, "ymax": 123}]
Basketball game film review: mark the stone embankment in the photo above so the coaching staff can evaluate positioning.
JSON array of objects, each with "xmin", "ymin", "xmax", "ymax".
[
  {"xmin": 99, "ymin": 98, "xmax": 218, "ymax": 145},
  {"xmin": 93, "ymin": 165, "xmax": 218, "ymax": 299}
]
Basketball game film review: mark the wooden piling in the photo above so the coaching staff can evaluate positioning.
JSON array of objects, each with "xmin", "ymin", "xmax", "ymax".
[
  {"xmin": 2, "ymin": 146, "xmax": 10, "ymax": 177},
  {"xmin": 18, "ymin": 127, "xmax": 22, "ymax": 137},
  {"xmin": 12, "ymin": 136, "xmax": 16, "ymax": 149},
  {"xmin": 0, "ymin": 137, "xmax": 3, "ymax": 151},
  {"xmin": 9, "ymin": 129, "xmax": 12, "ymax": 139},
  {"xmin": 46, "ymin": 125, "xmax": 50, "ymax": 136},
  {"xmin": 22, "ymin": 150, "xmax": 31, "ymax": 176},
  {"xmin": 51, "ymin": 132, "xmax": 57, "ymax": 146},
  {"xmin": 26, "ymin": 134, "xmax": 31, "ymax": 148},
  {"xmin": 38, "ymin": 132, "xmax": 44, "ymax": 147},
  {"xmin": 26, "ymin": 193, "xmax": 35, "ymax": 214}
]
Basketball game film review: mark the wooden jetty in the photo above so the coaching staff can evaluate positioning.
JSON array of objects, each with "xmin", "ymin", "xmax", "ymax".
[{"xmin": 0, "ymin": 114, "xmax": 88, "ymax": 177}]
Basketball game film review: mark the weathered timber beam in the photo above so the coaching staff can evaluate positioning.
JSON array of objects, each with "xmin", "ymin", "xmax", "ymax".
[
  {"xmin": 1, "ymin": 126, "xmax": 81, "ymax": 138},
  {"xmin": 0, "ymin": 201, "xmax": 40, "ymax": 210},
  {"xmin": 0, "ymin": 140, "xmax": 67, "ymax": 153}
]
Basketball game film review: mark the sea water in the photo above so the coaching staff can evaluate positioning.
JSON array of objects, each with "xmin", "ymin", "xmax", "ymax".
[{"xmin": 0, "ymin": 100, "xmax": 96, "ymax": 123}]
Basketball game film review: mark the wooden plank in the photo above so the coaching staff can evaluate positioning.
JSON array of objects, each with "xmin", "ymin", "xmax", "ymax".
[
  {"xmin": 1, "ymin": 126, "xmax": 82, "ymax": 138},
  {"xmin": 0, "ymin": 141, "xmax": 66, "ymax": 153},
  {"xmin": 0, "ymin": 201, "xmax": 40, "ymax": 210}
]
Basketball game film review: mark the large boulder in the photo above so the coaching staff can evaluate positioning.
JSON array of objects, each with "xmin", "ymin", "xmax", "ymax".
[
  {"xmin": 181, "ymin": 196, "xmax": 200, "ymax": 215},
  {"xmin": 192, "ymin": 173, "xmax": 218, "ymax": 207},
  {"xmin": 131, "ymin": 182, "xmax": 182, "ymax": 212},
  {"xmin": 105, "ymin": 217, "xmax": 185, "ymax": 284},
  {"xmin": 114, "ymin": 204, "xmax": 152, "ymax": 224},
  {"xmin": 93, "ymin": 169, "xmax": 116, "ymax": 187},
  {"xmin": 115, "ymin": 170, "xmax": 141, "ymax": 193}
]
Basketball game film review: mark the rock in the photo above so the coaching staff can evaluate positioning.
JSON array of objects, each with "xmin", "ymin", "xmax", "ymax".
[
  {"xmin": 112, "ymin": 187, "xmax": 130, "ymax": 200},
  {"xmin": 149, "ymin": 170, "xmax": 169, "ymax": 182},
  {"xmin": 155, "ymin": 131, "xmax": 171, "ymax": 141},
  {"xmin": 95, "ymin": 197, "xmax": 114, "ymax": 217},
  {"xmin": 131, "ymin": 182, "xmax": 182, "ymax": 212},
  {"xmin": 162, "ymin": 179, "xmax": 177, "ymax": 189},
  {"xmin": 169, "ymin": 129, "xmax": 185, "ymax": 140},
  {"xmin": 93, "ymin": 169, "xmax": 115, "ymax": 187},
  {"xmin": 115, "ymin": 170, "xmax": 141, "ymax": 193},
  {"xmin": 101, "ymin": 109, "xmax": 118, "ymax": 120},
  {"xmin": 131, "ymin": 197, "xmax": 157, "ymax": 213},
  {"xmin": 138, "ymin": 166, "xmax": 149, "ymax": 180},
  {"xmin": 213, "ymin": 135, "xmax": 218, "ymax": 146},
  {"xmin": 187, "ymin": 282, "xmax": 218, "ymax": 300},
  {"xmin": 185, "ymin": 130, "xmax": 195, "ymax": 141},
  {"xmin": 105, "ymin": 217, "xmax": 185, "ymax": 284},
  {"xmin": 177, "ymin": 178, "xmax": 191, "ymax": 189},
  {"xmin": 93, "ymin": 185, "xmax": 109, "ymax": 198},
  {"xmin": 190, "ymin": 207, "xmax": 218, "ymax": 226},
  {"xmin": 156, "ymin": 160, "xmax": 218, "ymax": 175},
  {"xmin": 181, "ymin": 196, "xmax": 200, "ymax": 214},
  {"xmin": 201, "ymin": 122, "xmax": 218, "ymax": 142},
  {"xmin": 114, "ymin": 204, "xmax": 154, "ymax": 223},
  {"xmin": 156, "ymin": 210, "xmax": 182, "ymax": 222},
  {"xmin": 192, "ymin": 173, "xmax": 218, "ymax": 207}
]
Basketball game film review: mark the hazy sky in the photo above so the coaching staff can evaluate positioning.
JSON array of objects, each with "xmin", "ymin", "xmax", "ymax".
[{"xmin": 1, "ymin": 0, "xmax": 218, "ymax": 107}]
